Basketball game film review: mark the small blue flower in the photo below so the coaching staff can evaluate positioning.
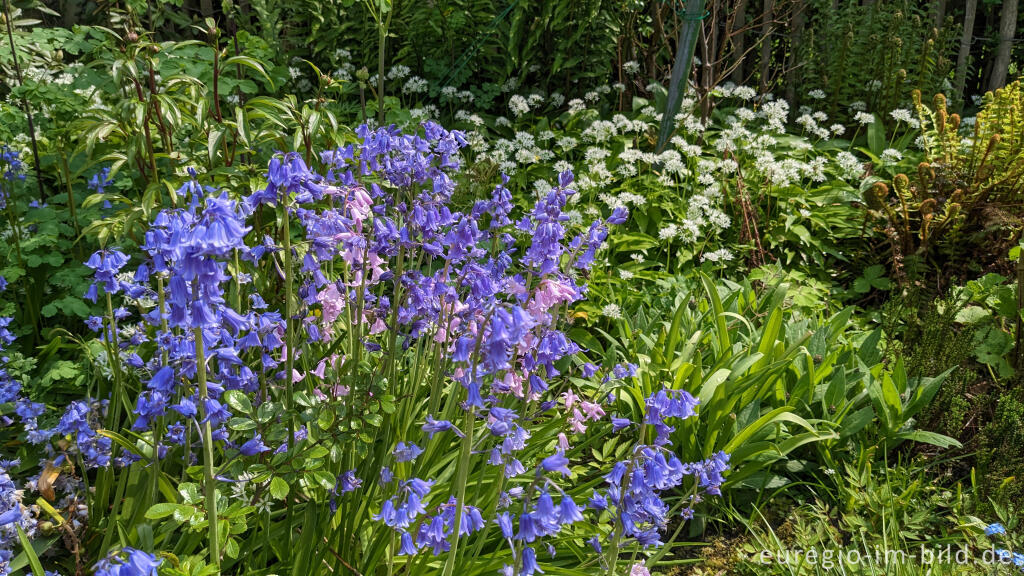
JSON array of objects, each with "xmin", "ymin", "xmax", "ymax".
[
  {"xmin": 986, "ymin": 522, "xmax": 1006, "ymax": 536},
  {"xmin": 94, "ymin": 547, "xmax": 161, "ymax": 576},
  {"xmin": 393, "ymin": 441, "xmax": 423, "ymax": 463},
  {"xmin": 239, "ymin": 434, "xmax": 270, "ymax": 456},
  {"xmin": 540, "ymin": 452, "xmax": 570, "ymax": 476}
]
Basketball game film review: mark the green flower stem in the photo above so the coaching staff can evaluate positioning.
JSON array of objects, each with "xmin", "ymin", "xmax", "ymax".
[
  {"xmin": 152, "ymin": 276, "xmax": 169, "ymax": 504},
  {"xmin": 280, "ymin": 200, "xmax": 297, "ymax": 560},
  {"xmin": 440, "ymin": 404, "xmax": 476, "ymax": 576},
  {"xmin": 604, "ymin": 423, "xmax": 647, "ymax": 575},
  {"xmin": 104, "ymin": 292, "xmax": 123, "ymax": 429},
  {"xmin": 194, "ymin": 324, "xmax": 221, "ymax": 571},
  {"xmin": 58, "ymin": 147, "xmax": 80, "ymax": 241},
  {"xmin": 282, "ymin": 202, "xmax": 296, "ymax": 445}
]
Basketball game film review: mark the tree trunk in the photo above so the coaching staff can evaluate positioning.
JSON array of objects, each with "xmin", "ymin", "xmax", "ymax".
[
  {"xmin": 953, "ymin": 0, "xmax": 978, "ymax": 105},
  {"xmin": 647, "ymin": 0, "xmax": 664, "ymax": 81},
  {"xmin": 784, "ymin": 0, "xmax": 806, "ymax": 105},
  {"xmin": 200, "ymin": 0, "xmax": 214, "ymax": 17},
  {"xmin": 988, "ymin": 0, "xmax": 1018, "ymax": 92},
  {"xmin": 758, "ymin": 0, "xmax": 773, "ymax": 93},
  {"xmin": 932, "ymin": 0, "xmax": 947, "ymax": 28},
  {"xmin": 730, "ymin": 0, "xmax": 748, "ymax": 84}
]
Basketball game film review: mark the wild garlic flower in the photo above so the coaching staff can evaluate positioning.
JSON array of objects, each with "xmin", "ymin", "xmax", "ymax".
[
  {"xmin": 701, "ymin": 248, "xmax": 735, "ymax": 263},
  {"xmin": 880, "ymin": 148, "xmax": 903, "ymax": 164},
  {"xmin": 889, "ymin": 108, "xmax": 920, "ymax": 128},
  {"xmin": 584, "ymin": 147, "xmax": 611, "ymax": 163},
  {"xmin": 732, "ymin": 85, "xmax": 757, "ymax": 100},
  {"xmin": 386, "ymin": 65, "xmax": 410, "ymax": 80},
  {"xmin": 553, "ymin": 160, "xmax": 574, "ymax": 174},
  {"xmin": 601, "ymin": 304, "xmax": 622, "ymax": 319},
  {"xmin": 834, "ymin": 151, "xmax": 863, "ymax": 180},
  {"xmin": 509, "ymin": 95, "xmax": 531, "ymax": 117},
  {"xmin": 402, "ymin": 77, "xmax": 428, "ymax": 94},
  {"xmin": 854, "ymin": 112, "xmax": 875, "ymax": 125}
]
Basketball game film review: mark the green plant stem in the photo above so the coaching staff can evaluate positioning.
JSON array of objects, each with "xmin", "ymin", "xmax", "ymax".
[
  {"xmin": 58, "ymin": 147, "xmax": 80, "ymax": 241},
  {"xmin": 281, "ymin": 200, "xmax": 297, "ymax": 560},
  {"xmin": 152, "ymin": 276, "xmax": 169, "ymax": 504},
  {"xmin": 104, "ymin": 292, "xmax": 123, "ymax": 429},
  {"xmin": 194, "ymin": 323, "xmax": 221, "ymax": 572},
  {"xmin": 604, "ymin": 424, "xmax": 647, "ymax": 575},
  {"xmin": 282, "ymin": 202, "xmax": 296, "ymax": 445},
  {"xmin": 440, "ymin": 404, "xmax": 476, "ymax": 576},
  {"xmin": 376, "ymin": 17, "xmax": 386, "ymax": 124}
]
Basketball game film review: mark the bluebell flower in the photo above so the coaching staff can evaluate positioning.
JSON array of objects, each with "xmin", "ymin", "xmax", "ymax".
[
  {"xmin": 422, "ymin": 415, "xmax": 460, "ymax": 438},
  {"xmin": 520, "ymin": 546, "xmax": 542, "ymax": 575},
  {"xmin": 611, "ymin": 416, "xmax": 632, "ymax": 431},
  {"xmin": 239, "ymin": 434, "xmax": 270, "ymax": 456},
  {"xmin": 397, "ymin": 531, "xmax": 418, "ymax": 555},
  {"xmin": 540, "ymin": 452, "xmax": 570, "ymax": 476},
  {"xmin": 338, "ymin": 470, "xmax": 362, "ymax": 493},
  {"xmin": 607, "ymin": 206, "xmax": 629, "ymax": 225},
  {"xmin": 986, "ymin": 522, "xmax": 1006, "ymax": 536},
  {"xmin": 393, "ymin": 441, "xmax": 423, "ymax": 463},
  {"xmin": 93, "ymin": 547, "xmax": 161, "ymax": 576},
  {"xmin": 85, "ymin": 249, "xmax": 130, "ymax": 295}
]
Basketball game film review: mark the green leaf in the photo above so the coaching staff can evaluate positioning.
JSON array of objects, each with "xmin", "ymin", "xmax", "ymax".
[
  {"xmin": 867, "ymin": 115, "xmax": 884, "ymax": 155},
  {"xmin": 840, "ymin": 406, "xmax": 875, "ymax": 439},
  {"xmin": 317, "ymin": 408, "xmax": 335, "ymax": 430},
  {"xmin": 224, "ymin": 390, "xmax": 253, "ymax": 414},
  {"xmin": 858, "ymin": 329, "xmax": 882, "ymax": 366},
  {"xmin": 16, "ymin": 526, "xmax": 45, "ymax": 576},
  {"xmin": 269, "ymin": 476, "xmax": 290, "ymax": 500},
  {"xmin": 146, "ymin": 503, "xmax": 196, "ymax": 520},
  {"xmin": 894, "ymin": 430, "xmax": 961, "ymax": 448},
  {"xmin": 955, "ymin": 305, "xmax": 991, "ymax": 324},
  {"xmin": 227, "ymin": 416, "xmax": 256, "ymax": 431},
  {"xmin": 225, "ymin": 537, "xmax": 240, "ymax": 559},
  {"xmin": 700, "ymin": 272, "xmax": 731, "ymax": 355}
]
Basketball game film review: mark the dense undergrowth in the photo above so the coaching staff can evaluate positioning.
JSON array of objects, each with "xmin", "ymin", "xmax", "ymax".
[{"xmin": 1, "ymin": 1, "xmax": 1023, "ymax": 575}]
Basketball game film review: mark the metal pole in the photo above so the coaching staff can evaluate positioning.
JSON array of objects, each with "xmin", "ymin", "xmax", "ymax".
[{"xmin": 656, "ymin": 0, "xmax": 707, "ymax": 153}]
